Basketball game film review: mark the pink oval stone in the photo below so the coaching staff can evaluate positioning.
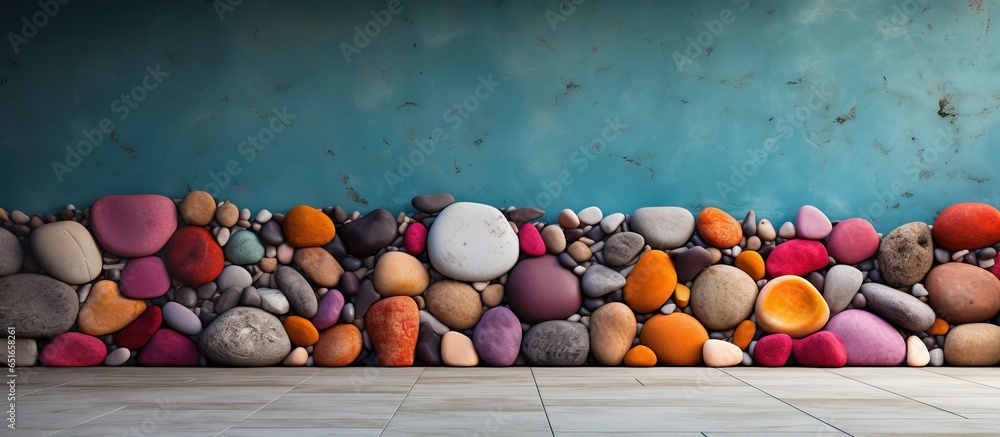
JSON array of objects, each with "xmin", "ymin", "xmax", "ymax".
[
  {"xmin": 404, "ymin": 222, "xmax": 427, "ymax": 255},
  {"xmin": 795, "ymin": 205, "xmax": 833, "ymax": 240},
  {"xmin": 827, "ymin": 218, "xmax": 879, "ymax": 264},
  {"xmin": 765, "ymin": 239, "xmax": 829, "ymax": 278},
  {"xmin": 312, "ymin": 289, "xmax": 345, "ymax": 331},
  {"xmin": 823, "ymin": 309, "xmax": 905, "ymax": 366},
  {"xmin": 90, "ymin": 194, "xmax": 178, "ymax": 258},
  {"xmin": 119, "ymin": 256, "xmax": 171, "ymax": 299},
  {"xmin": 138, "ymin": 328, "xmax": 201, "ymax": 366},
  {"xmin": 518, "ymin": 223, "xmax": 546, "ymax": 257},
  {"xmin": 39, "ymin": 332, "xmax": 107, "ymax": 367}
]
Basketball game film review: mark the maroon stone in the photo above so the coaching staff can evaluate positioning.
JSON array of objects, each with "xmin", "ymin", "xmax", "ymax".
[
  {"xmin": 505, "ymin": 255, "xmax": 582, "ymax": 324},
  {"xmin": 138, "ymin": 329, "xmax": 201, "ymax": 366}
]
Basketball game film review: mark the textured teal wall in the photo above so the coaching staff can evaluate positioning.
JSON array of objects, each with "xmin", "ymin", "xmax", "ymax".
[{"xmin": 1, "ymin": 0, "xmax": 997, "ymax": 228}]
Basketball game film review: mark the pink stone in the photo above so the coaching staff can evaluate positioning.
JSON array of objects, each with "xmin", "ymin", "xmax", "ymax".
[
  {"xmin": 404, "ymin": 222, "xmax": 427, "ymax": 255},
  {"xmin": 39, "ymin": 332, "xmax": 107, "ymax": 367},
  {"xmin": 795, "ymin": 205, "xmax": 832, "ymax": 240},
  {"xmin": 90, "ymin": 194, "xmax": 178, "ymax": 258},
  {"xmin": 119, "ymin": 256, "xmax": 171, "ymax": 299},
  {"xmin": 138, "ymin": 329, "xmax": 201, "ymax": 366},
  {"xmin": 792, "ymin": 331, "xmax": 847, "ymax": 367},
  {"xmin": 518, "ymin": 222, "xmax": 546, "ymax": 257},
  {"xmin": 312, "ymin": 289, "xmax": 345, "ymax": 331},
  {"xmin": 826, "ymin": 218, "xmax": 879, "ymax": 264},
  {"xmin": 765, "ymin": 239, "xmax": 829, "ymax": 278},
  {"xmin": 753, "ymin": 333, "xmax": 792, "ymax": 367},
  {"xmin": 823, "ymin": 309, "xmax": 905, "ymax": 366}
]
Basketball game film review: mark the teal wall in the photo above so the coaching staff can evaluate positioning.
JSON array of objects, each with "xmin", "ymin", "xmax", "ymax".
[{"xmin": 2, "ymin": 0, "xmax": 998, "ymax": 228}]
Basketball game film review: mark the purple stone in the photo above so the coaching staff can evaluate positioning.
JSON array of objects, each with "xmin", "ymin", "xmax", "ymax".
[
  {"xmin": 313, "ymin": 289, "xmax": 345, "ymax": 331},
  {"xmin": 473, "ymin": 307, "xmax": 522, "ymax": 366},
  {"xmin": 505, "ymin": 255, "xmax": 582, "ymax": 324},
  {"xmin": 823, "ymin": 309, "xmax": 905, "ymax": 366}
]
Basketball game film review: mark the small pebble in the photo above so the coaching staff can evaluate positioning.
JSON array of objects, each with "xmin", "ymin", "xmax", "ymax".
[
  {"xmin": 558, "ymin": 209, "xmax": 580, "ymax": 228},
  {"xmin": 778, "ymin": 221, "xmax": 796, "ymax": 239},
  {"xmin": 951, "ymin": 249, "xmax": 970, "ymax": 262}
]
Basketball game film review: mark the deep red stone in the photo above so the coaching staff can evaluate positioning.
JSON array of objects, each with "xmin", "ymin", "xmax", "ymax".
[
  {"xmin": 792, "ymin": 331, "xmax": 847, "ymax": 367},
  {"xmin": 752, "ymin": 333, "xmax": 793, "ymax": 367},
  {"xmin": 765, "ymin": 239, "xmax": 829, "ymax": 278},
  {"xmin": 138, "ymin": 329, "xmax": 201, "ymax": 366},
  {"xmin": 39, "ymin": 332, "xmax": 107, "ymax": 367},
  {"xmin": 165, "ymin": 226, "xmax": 224, "ymax": 285},
  {"xmin": 115, "ymin": 305, "xmax": 163, "ymax": 350}
]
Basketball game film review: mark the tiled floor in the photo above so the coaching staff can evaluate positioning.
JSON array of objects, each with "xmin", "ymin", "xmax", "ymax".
[{"xmin": 10, "ymin": 366, "xmax": 1000, "ymax": 436}]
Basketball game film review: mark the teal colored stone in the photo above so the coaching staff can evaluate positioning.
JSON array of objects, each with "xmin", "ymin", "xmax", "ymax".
[{"xmin": 224, "ymin": 230, "xmax": 265, "ymax": 265}]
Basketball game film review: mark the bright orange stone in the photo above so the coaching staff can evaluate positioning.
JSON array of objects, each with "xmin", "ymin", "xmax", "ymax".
[
  {"xmin": 623, "ymin": 251, "xmax": 677, "ymax": 313},
  {"xmin": 696, "ymin": 207, "xmax": 743, "ymax": 249},
  {"xmin": 755, "ymin": 276, "xmax": 830, "ymax": 339},
  {"xmin": 732, "ymin": 319, "xmax": 757, "ymax": 350},
  {"xmin": 674, "ymin": 284, "xmax": 691, "ymax": 308},
  {"xmin": 282, "ymin": 205, "xmax": 335, "ymax": 248},
  {"xmin": 928, "ymin": 318, "xmax": 950, "ymax": 336},
  {"xmin": 639, "ymin": 312, "xmax": 709, "ymax": 366},
  {"xmin": 282, "ymin": 315, "xmax": 319, "ymax": 347},
  {"xmin": 623, "ymin": 345, "xmax": 657, "ymax": 367},
  {"xmin": 313, "ymin": 324, "xmax": 362, "ymax": 367},
  {"xmin": 78, "ymin": 280, "xmax": 146, "ymax": 336},
  {"xmin": 735, "ymin": 250, "xmax": 765, "ymax": 281}
]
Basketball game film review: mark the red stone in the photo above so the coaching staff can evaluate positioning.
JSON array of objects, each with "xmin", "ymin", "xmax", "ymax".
[
  {"xmin": 365, "ymin": 296, "xmax": 419, "ymax": 366},
  {"xmin": 792, "ymin": 331, "xmax": 847, "ymax": 367},
  {"xmin": 115, "ymin": 305, "xmax": 163, "ymax": 349},
  {"xmin": 39, "ymin": 332, "xmax": 107, "ymax": 367},
  {"xmin": 403, "ymin": 222, "xmax": 427, "ymax": 255},
  {"xmin": 138, "ymin": 329, "xmax": 201, "ymax": 366},
  {"xmin": 752, "ymin": 333, "xmax": 792, "ymax": 367},
  {"xmin": 165, "ymin": 226, "xmax": 225, "ymax": 285},
  {"xmin": 518, "ymin": 223, "xmax": 546, "ymax": 257},
  {"xmin": 933, "ymin": 202, "xmax": 1000, "ymax": 251},
  {"xmin": 765, "ymin": 239, "xmax": 829, "ymax": 278}
]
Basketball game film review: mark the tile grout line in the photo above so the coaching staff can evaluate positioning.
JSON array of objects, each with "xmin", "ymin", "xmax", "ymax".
[
  {"xmin": 720, "ymin": 369, "xmax": 854, "ymax": 436},
  {"xmin": 530, "ymin": 367, "xmax": 557, "ymax": 437},
  {"xmin": 378, "ymin": 366, "xmax": 426, "ymax": 437},
  {"xmin": 919, "ymin": 367, "xmax": 1000, "ymax": 391},
  {"xmin": 51, "ymin": 405, "xmax": 130, "ymax": 435},
  {"xmin": 822, "ymin": 369, "xmax": 968, "ymax": 419},
  {"xmin": 212, "ymin": 370, "xmax": 322, "ymax": 437},
  {"xmin": 21, "ymin": 376, "xmax": 96, "ymax": 396}
]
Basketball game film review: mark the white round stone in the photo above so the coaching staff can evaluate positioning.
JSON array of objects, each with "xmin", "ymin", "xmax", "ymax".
[{"xmin": 427, "ymin": 202, "xmax": 519, "ymax": 282}]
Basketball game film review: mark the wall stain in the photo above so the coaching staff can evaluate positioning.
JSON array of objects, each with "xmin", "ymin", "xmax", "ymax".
[
  {"xmin": 341, "ymin": 175, "xmax": 369, "ymax": 205},
  {"xmin": 969, "ymin": 0, "xmax": 984, "ymax": 13},
  {"xmin": 938, "ymin": 96, "xmax": 956, "ymax": 118},
  {"xmin": 167, "ymin": 52, "xmax": 176, "ymax": 64},
  {"xmin": 596, "ymin": 64, "xmax": 615, "ymax": 73},
  {"xmin": 397, "ymin": 101, "xmax": 417, "ymax": 111},
  {"xmin": 835, "ymin": 107, "xmax": 856, "ymax": 124},
  {"xmin": 233, "ymin": 181, "xmax": 248, "ymax": 196},
  {"xmin": 873, "ymin": 139, "xmax": 891, "ymax": 155},
  {"xmin": 536, "ymin": 35, "xmax": 556, "ymax": 52},
  {"xmin": 109, "ymin": 129, "xmax": 140, "ymax": 162},
  {"xmin": 454, "ymin": 158, "xmax": 462, "ymax": 174},
  {"xmin": 554, "ymin": 81, "xmax": 583, "ymax": 106}
]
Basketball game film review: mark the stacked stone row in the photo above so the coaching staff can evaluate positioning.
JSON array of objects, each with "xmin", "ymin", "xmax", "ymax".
[{"xmin": 1, "ymin": 195, "xmax": 999, "ymax": 368}]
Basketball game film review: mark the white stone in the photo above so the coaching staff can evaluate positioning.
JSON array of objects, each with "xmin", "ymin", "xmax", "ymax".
[
  {"xmin": 600, "ymin": 212, "xmax": 625, "ymax": 234},
  {"xmin": 427, "ymin": 202, "xmax": 519, "ymax": 282},
  {"xmin": 216, "ymin": 265, "xmax": 252, "ymax": 291},
  {"xmin": 104, "ymin": 347, "xmax": 131, "ymax": 366},
  {"xmin": 778, "ymin": 221, "xmax": 796, "ymax": 239},
  {"xmin": 629, "ymin": 207, "xmax": 695, "ymax": 249},
  {"xmin": 216, "ymin": 227, "xmax": 231, "ymax": 247},
  {"xmin": 577, "ymin": 206, "xmax": 603, "ymax": 225},
  {"xmin": 703, "ymin": 339, "xmax": 743, "ymax": 367},
  {"xmin": 30, "ymin": 221, "xmax": 103, "ymax": 284},
  {"xmin": 256, "ymin": 209, "xmax": 273, "ymax": 223},
  {"xmin": 258, "ymin": 288, "xmax": 290, "ymax": 314},
  {"xmin": 906, "ymin": 335, "xmax": 930, "ymax": 367},
  {"xmin": 162, "ymin": 301, "xmax": 203, "ymax": 335}
]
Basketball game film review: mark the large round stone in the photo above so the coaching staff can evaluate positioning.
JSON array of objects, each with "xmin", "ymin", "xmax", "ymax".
[
  {"xmin": 0, "ymin": 227, "xmax": 23, "ymax": 276},
  {"xmin": 878, "ymin": 222, "xmax": 934, "ymax": 288},
  {"xmin": 932, "ymin": 202, "xmax": 1000, "ymax": 251},
  {"xmin": 165, "ymin": 226, "xmax": 224, "ymax": 285},
  {"xmin": 199, "ymin": 307, "xmax": 291, "ymax": 366},
  {"xmin": 373, "ymin": 251, "xmax": 429, "ymax": 297},
  {"xmin": 826, "ymin": 218, "xmax": 879, "ymax": 264},
  {"xmin": 505, "ymin": 255, "xmax": 582, "ymax": 324},
  {"xmin": 90, "ymin": 194, "xmax": 178, "ymax": 258},
  {"xmin": 690, "ymin": 265, "xmax": 758, "ymax": 331},
  {"xmin": 473, "ymin": 306, "xmax": 522, "ymax": 367},
  {"xmin": 630, "ymin": 207, "xmax": 695, "ymax": 249},
  {"xmin": 925, "ymin": 262, "xmax": 1000, "ymax": 324},
  {"xmin": 30, "ymin": 221, "xmax": 102, "ymax": 284},
  {"xmin": 0, "ymin": 273, "xmax": 78, "ymax": 337},
  {"xmin": 339, "ymin": 209, "xmax": 398, "ymax": 257},
  {"xmin": 424, "ymin": 280, "xmax": 482, "ymax": 330},
  {"xmin": 944, "ymin": 323, "xmax": 1000, "ymax": 366},
  {"xmin": 859, "ymin": 282, "xmax": 936, "ymax": 332},
  {"xmin": 639, "ymin": 312, "xmax": 709, "ymax": 366},
  {"xmin": 755, "ymin": 276, "xmax": 829, "ymax": 338},
  {"xmin": 823, "ymin": 309, "xmax": 905, "ymax": 366},
  {"xmin": 589, "ymin": 302, "xmax": 636, "ymax": 366},
  {"xmin": 427, "ymin": 202, "xmax": 520, "ymax": 282},
  {"xmin": 521, "ymin": 320, "xmax": 590, "ymax": 366}
]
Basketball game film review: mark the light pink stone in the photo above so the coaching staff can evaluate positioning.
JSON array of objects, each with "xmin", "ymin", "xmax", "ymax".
[{"xmin": 795, "ymin": 205, "xmax": 832, "ymax": 240}]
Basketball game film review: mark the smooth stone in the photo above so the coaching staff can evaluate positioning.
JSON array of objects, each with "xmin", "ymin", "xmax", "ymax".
[
  {"xmin": 852, "ymin": 292, "xmax": 866, "ymax": 308},
  {"xmin": 314, "ymin": 324, "xmax": 362, "ymax": 366},
  {"xmin": 932, "ymin": 202, "xmax": 1000, "ymax": 251},
  {"xmin": 589, "ymin": 302, "xmax": 637, "ymax": 366},
  {"xmin": 732, "ymin": 319, "xmax": 756, "ymax": 350},
  {"xmin": 792, "ymin": 331, "xmax": 847, "ymax": 367},
  {"xmin": 258, "ymin": 288, "xmax": 291, "ymax": 314},
  {"xmin": 473, "ymin": 306, "xmax": 522, "ymax": 366},
  {"xmin": 165, "ymin": 226, "xmax": 225, "ymax": 285},
  {"xmin": 138, "ymin": 328, "xmax": 201, "ymax": 366},
  {"xmin": 540, "ymin": 225, "xmax": 567, "ymax": 254},
  {"xmin": 440, "ymin": 331, "xmax": 479, "ymax": 366},
  {"xmin": 741, "ymin": 211, "xmax": 756, "ymax": 237},
  {"xmin": 404, "ymin": 222, "xmax": 428, "ymax": 255},
  {"xmin": 675, "ymin": 245, "xmax": 713, "ymax": 283},
  {"xmin": 179, "ymin": 190, "xmax": 216, "ymax": 226},
  {"xmin": 577, "ymin": 206, "xmax": 603, "ymax": 225},
  {"xmin": 600, "ymin": 212, "xmax": 626, "ymax": 234},
  {"xmin": 522, "ymin": 320, "xmax": 590, "ymax": 366},
  {"xmin": 755, "ymin": 276, "xmax": 829, "ymax": 338},
  {"xmin": 283, "ymin": 315, "xmax": 319, "ymax": 346},
  {"xmin": 115, "ymin": 306, "xmax": 162, "ymax": 349},
  {"xmin": 119, "ymin": 256, "xmax": 170, "ymax": 299},
  {"xmin": 353, "ymin": 281, "xmax": 380, "ymax": 319},
  {"xmin": 752, "ymin": 333, "xmax": 793, "ymax": 367},
  {"xmin": 240, "ymin": 286, "xmax": 261, "ymax": 308},
  {"xmin": 216, "ymin": 265, "xmax": 253, "ymax": 291},
  {"xmin": 860, "ymin": 282, "xmax": 936, "ymax": 332},
  {"xmin": 640, "ymin": 312, "xmax": 709, "ymax": 365},
  {"xmin": 173, "ymin": 286, "xmax": 197, "ymax": 308},
  {"xmin": 282, "ymin": 205, "xmax": 336, "ymax": 248},
  {"xmin": 13, "ymin": 339, "xmax": 36, "ymax": 366},
  {"xmin": 795, "ymin": 205, "xmax": 833, "ymax": 240},
  {"xmin": 518, "ymin": 222, "xmax": 546, "ymax": 257},
  {"xmin": 225, "ymin": 231, "xmax": 265, "ymax": 265},
  {"xmin": 690, "ymin": 265, "xmax": 759, "ymax": 331},
  {"xmin": 481, "ymin": 283, "xmax": 505, "ymax": 308},
  {"xmin": 878, "ymin": 222, "xmax": 934, "ymax": 288},
  {"xmin": 703, "ymin": 339, "xmax": 744, "ymax": 367},
  {"xmin": 0, "ymin": 227, "xmax": 23, "ymax": 276},
  {"xmin": 425, "ymin": 280, "xmax": 482, "ymax": 330},
  {"xmin": 283, "ymin": 347, "xmax": 309, "ymax": 366},
  {"xmin": 78, "ymin": 280, "xmax": 146, "ymax": 336},
  {"xmin": 259, "ymin": 220, "xmax": 285, "ymax": 246},
  {"xmin": 823, "ymin": 264, "xmax": 864, "ymax": 315},
  {"xmin": 338, "ymin": 270, "xmax": 360, "ymax": 298},
  {"xmin": 581, "ymin": 264, "xmax": 626, "ymax": 298},
  {"xmin": 277, "ymin": 243, "xmax": 294, "ymax": 265},
  {"xmin": 944, "ymin": 323, "xmax": 1000, "ymax": 366},
  {"xmin": 162, "ymin": 301, "xmax": 203, "ymax": 335},
  {"xmin": 602, "ymin": 231, "xmax": 644, "ymax": 267},
  {"xmin": 30, "ymin": 221, "xmax": 102, "ymax": 284},
  {"xmin": 339, "ymin": 208, "xmax": 397, "ymax": 257},
  {"xmin": 275, "ymin": 266, "xmax": 319, "ymax": 318},
  {"xmin": 505, "ymin": 255, "xmax": 582, "ymax": 324},
  {"xmin": 104, "ymin": 347, "xmax": 131, "ymax": 366},
  {"xmin": 929, "ymin": 348, "xmax": 945, "ymax": 366},
  {"xmin": 558, "ymin": 209, "xmax": 581, "ymax": 229},
  {"xmin": 567, "ymin": 241, "xmax": 592, "ymax": 263},
  {"xmin": 630, "ymin": 207, "xmax": 695, "ymax": 249},
  {"xmin": 8, "ymin": 210, "xmax": 27, "ymax": 224},
  {"xmin": 312, "ymin": 289, "xmax": 345, "ymax": 331},
  {"xmin": 734, "ymin": 250, "xmax": 765, "ymax": 281},
  {"xmin": 341, "ymin": 302, "xmax": 355, "ymax": 324},
  {"xmin": 373, "ymin": 251, "xmax": 429, "ymax": 297},
  {"xmin": 507, "ymin": 206, "xmax": 545, "ymax": 223},
  {"xmin": 199, "ymin": 307, "xmax": 291, "ymax": 366},
  {"xmin": 778, "ymin": 221, "xmax": 796, "ymax": 239},
  {"xmin": 90, "ymin": 194, "xmax": 178, "ymax": 258},
  {"xmin": 623, "ymin": 250, "xmax": 677, "ymax": 314},
  {"xmin": 757, "ymin": 219, "xmax": 777, "ymax": 241},
  {"xmin": 925, "ymin": 262, "xmax": 1000, "ymax": 323},
  {"xmin": 366, "ymin": 296, "xmax": 420, "ymax": 366},
  {"xmin": 696, "ymin": 207, "xmax": 743, "ymax": 249},
  {"xmin": 412, "ymin": 193, "xmax": 455, "ymax": 213},
  {"xmin": 216, "ymin": 201, "xmax": 240, "ymax": 228},
  {"xmin": 824, "ymin": 309, "xmax": 905, "ymax": 366},
  {"xmin": 623, "ymin": 345, "xmax": 658, "ymax": 367},
  {"xmin": 428, "ymin": 202, "xmax": 519, "ymax": 281},
  {"xmin": 416, "ymin": 323, "xmax": 442, "ymax": 366},
  {"xmin": 827, "ymin": 218, "xmax": 879, "ymax": 264},
  {"xmin": 39, "ymin": 332, "xmax": 107, "ymax": 367},
  {"xmin": 214, "ymin": 286, "xmax": 243, "ymax": 314},
  {"xmin": 0, "ymin": 274, "xmax": 77, "ymax": 337},
  {"xmin": 419, "ymin": 310, "xmax": 450, "ymax": 336},
  {"xmin": 765, "ymin": 239, "xmax": 829, "ymax": 277},
  {"xmin": 906, "ymin": 335, "xmax": 930, "ymax": 367},
  {"xmin": 293, "ymin": 247, "xmax": 344, "ymax": 288}
]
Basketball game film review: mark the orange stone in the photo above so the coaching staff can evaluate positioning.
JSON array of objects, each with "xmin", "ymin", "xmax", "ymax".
[
  {"xmin": 696, "ymin": 207, "xmax": 743, "ymax": 249},
  {"xmin": 927, "ymin": 318, "xmax": 950, "ymax": 336},
  {"xmin": 623, "ymin": 250, "xmax": 677, "ymax": 313},
  {"xmin": 674, "ymin": 284, "xmax": 691, "ymax": 308},
  {"xmin": 735, "ymin": 250, "xmax": 766, "ymax": 281},
  {"xmin": 365, "ymin": 296, "xmax": 420, "ymax": 366},
  {"xmin": 932, "ymin": 202, "xmax": 1000, "ymax": 251},
  {"xmin": 78, "ymin": 280, "xmax": 146, "ymax": 336},
  {"xmin": 755, "ymin": 276, "xmax": 830, "ymax": 338},
  {"xmin": 282, "ymin": 205, "xmax": 335, "ymax": 248},
  {"xmin": 732, "ymin": 319, "xmax": 757, "ymax": 350},
  {"xmin": 282, "ymin": 315, "xmax": 319, "ymax": 347},
  {"xmin": 623, "ymin": 345, "xmax": 657, "ymax": 367},
  {"xmin": 313, "ymin": 324, "xmax": 362, "ymax": 367},
  {"xmin": 639, "ymin": 312, "xmax": 709, "ymax": 366},
  {"xmin": 373, "ymin": 251, "xmax": 430, "ymax": 297}
]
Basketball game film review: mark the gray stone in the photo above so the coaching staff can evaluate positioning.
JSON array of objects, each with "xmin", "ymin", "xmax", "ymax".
[
  {"xmin": 521, "ymin": 320, "xmax": 590, "ymax": 366},
  {"xmin": 353, "ymin": 280, "xmax": 381, "ymax": 320},
  {"xmin": 323, "ymin": 235, "xmax": 348, "ymax": 261},
  {"xmin": 275, "ymin": 266, "xmax": 318, "ymax": 318},
  {"xmin": 823, "ymin": 264, "xmax": 863, "ymax": 315},
  {"xmin": 929, "ymin": 347, "xmax": 944, "ymax": 366},
  {"xmin": 412, "ymin": 193, "xmax": 455, "ymax": 214},
  {"xmin": 341, "ymin": 256, "xmax": 363, "ymax": 272},
  {"xmin": 340, "ymin": 209, "xmax": 398, "ymax": 257},
  {"xmin": 690, "ymin": 265, "xmax": 758, "ymax": 331},
  {"xmin": 806, "ymin": 271, "xmax": 825, "ymax": 293},
  {"xmin": 878, "ymin": 222, "xmax": 934, "ymax": 288},
  {"xmin": 195, "ymin": 283, "xmax": 216, "ymax": 300},
  {"xmin": 216, "ymin": 265, "xmax": 252, "ymax": 291},
  {"xmin": 162, "ymin": 301, "xmax": 203, "ymax": 335},
  {"xmin": 0, "ymin": 273, "xmax": 78, "ymax": 337},
  {"xmin": 675, "ymin": 246, "xmax": 713, "ymax": 283},
  {"xmin": 339, "ymin": 271, "xmax": 360, "ymax": 298},
  {"xmin": 341, "ymin": 302, "xmax": 355, "ymax": 324},
  {"xmin": 741, "ymin": 211, "xmax": 756, "ymax": 237},
  {"xmin": 174, "ymin": 286, "xmax": 198, "ymax": 308},
  {"xmin": 419, "ymin": 310, "xmax": 450, "ymax": 336},
  {"xmin": 257, "ymin": 288, "xmax": 290, "ymax": 315},
  {"xmin": 581, "ymin": 264, "xmax": 626, "ymax": 298},
  {"xmin": 215, "ymin": 286, "xmax": 244, "ymax": 314},
  {"xmin": 199, "ymin": 306, "xmax": 291, "ymax": 366},
  {"xmin": 630, "ymin": 207, "xmax": 695, "ymax": 249},
  {"xmin": 602, "ymin": 232, "xmax": 644, "ymax": 267},
  {"xmin": 240, "ymin": 286, "xmax": 261, "ymax": 308},
  {"xmin": 14, "ymin": 339, "xmax": 37, "ymax": 366},
  {"xmin": 0, "ymin": 226, "xmax": 23, "ymax": 276},
  {"xmin": 860, "ymin": 282, "xmax": 936, "ymax": 332},
  {"xmin": 507, "ymin": 207, "xmax": 545, "ymax": 223},
  {"xmin": 259, "ymin": 220, "xmax": 284, "ymax": 246}
]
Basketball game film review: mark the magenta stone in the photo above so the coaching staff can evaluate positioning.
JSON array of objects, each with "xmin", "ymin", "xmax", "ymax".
[
  {"xmin": 518, "ymin": 223, "xmax": 546, "ymax": 257},
  {"xmin": 39, "ymin": 332, "xmax": 107, "ymax": 367},
  {"xmin": 90, "ymin": 194, "xmax": 178, "ymax": 258},
  {"xmin": 753, "ymin": 333, "xmax": 793, "ymax": 367},
  {"xmin": 505, "ymin": 255, "xmax": 582, "ymax": 324},
  {"xmin": 119, "ymin": 256, "xmax": 171, "ymax": 299},
  {"xmin": 138, "ymin": 329, "xmax": 201, "ymax": 366},
  {"xmin": 827, "ymin": 218, "xmax": 879, "ymax": 264},
  {"xmin": 312, "ymin": 289, "xmax": 345, "ymax": 331},
  {"xmin": 473, "ymin": 306, "xmax": 522, "ymax": 366},
  {"xmin": 823, "ymin": 309, "xmax": 905, "ymax": 366},
  {"xmin": 792, "ymin": 331, "xmax": 847, "ymax": 367},
  {"xmin": 765, "ymin": 239, "xmax": 829, "ymax": 278},
  {"xmin": 795, "ymin": 205, "xmax": 833, "ymax": 240},
  {"xmin": 403, "ymin": 222, "xmax": 427, "ymax": 255}
]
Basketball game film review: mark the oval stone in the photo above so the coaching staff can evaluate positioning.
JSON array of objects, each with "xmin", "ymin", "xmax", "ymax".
[
  {"xmin": 505, "ymin": 255, "xmax": 582, "ymax": 324},
  {"xmin": 90, "ymin": 194, "xmax": 178, "ymax": 258},
  {"xmin": 859, "ymin": 282, "xmax": 936, "ymax": 332},
  {"xmin": 522, "ymin": 320, "xmax": 590, "ymax": 366},
  {"xmin": 765, "ymin": 239, "xmax": 829, "ymax": 278},
  {"xmin": 274, "ymin": 266, "xmax": 319, "ymax": 318},
  {"xmin": 623, "ymin": 250, "xmax": 677, "ymax": 314},
  {"xmin": 753, "ymin": 333, "xmax": 793, "ymax": 367},
  {"xmin": 366, "ymin": 296, "xmax": 420, "ymax": 366},
  {"xmin": 630, "ymin": 207, "xmax": 695, "ymax": 249},
  {"xmin": 823, "ymin": 309, "xmax": 905, "ymax": 366},
  {"xmin": 581, "ymin": 264, "xmax": 626, "ymax": 298},
  {"xmin": 294, "ymin": 247, "xmax": 344, "ymax": 288},
  {"xmin": 199, "ymin": 307, "xmax": 291, "ymax": 366},
  {"xmin": 702, "ymin": 339, "xmax": 743, "ymax": 367},
  {"xmin": 590, "ymin": 302, "xmax": 637, "ymax": 366},
  {"xmin": 924, "ymin": 262, "xmax": 1000, "ymax": 324},
  {"xmin": 602, "ymin": 231, "xmax": 644, "ymax": 267},
  {"xmin": 373, "ymin": 251, "xmax": 429, "ymax": 297},
  {"xmin": 404, "ymin": 222, "xmax": 428, "ymax": 255},
  {"xmin": 224, "ymin": 230, "xmax": 265, "ymax": 265},
  {"xmin": 39, "ymin": 332, "xmax": 107, "ymax": 367},
  {"xmin": 690, "ymin": 265, "xmax": 759, "ymax": 331},
  {"xmin": 114, "ymin": 305, "xmax": 162, "ymax": 349},
  {"xmin": 428, "ymin": 202, "xmax": 519, "ymax": 282},
  {"xmin": 119, "ymin": 256, "xmax": 170, "ymax": 299},
  {"xmin": 165, "ymin": 226, "xmax": 225, "ymax": 285},
  {"xmin": 0, "ymin": 273, "xmax": 78, "ymax": 337},
  {"xmin": 944, "ymin": 323, "xmax": 1000, "ymax": 366},
  {"xmin": 424, "ymin": 280, "xmax": 482, "ymax": 330},
  {"xmin": 412, "ymin": 193, "xmax": 455, "ymax": 214},
  {"xmin": 441, "ymin": 331, "xmax": 479, "ymax": 367},
  {"xmin": 138, "ymin": 328, "xmax": 201, "ymax": 366},
  {"xmin": 792, "ymin": 331, "xmax": 847, "ymax": 367},
  {"xmin": 755, "ymin": 276, "xmax": 829, "ymax": 338},
  {"xmin": 794, "ymin": 205, "xmax": 833, "ymax": 240},
  {"xmin": 161, "ymin": 301, "xmax": 202, "ymax": 336},
  {"xmin": 696, "ymin": 207, "xmax": 743, "ymax": 248},
  {"xmin": 823, "ymin": 264, "xmax": 864, "ymax": 315},
  {"xmin": 0, "ymin": 227, "xmax": 23, "ymax": 276},
  {"xmin": 282, "ymin": 205, "xmax": 335, "ymax": 248},
  {"xmin": 473, "ymin": 306, "xmax": 522, "ymax": 367},
  {"xmin": 932, "ymin": 202, "xmax": 1000, "ymax": 251},
  {"xmin": 640, "ymin": 312, "xmax": 709, "ymax": 366},
  {"xmin": 675, "ymin": 246, "xmax": 713, "ymax": 284},
  {"xmin": 179, "ymin": 190, "xmax": 216, "ymax": 226},
  {"xmin": 827, "ymin": 218, "xmax": 879, "ymax": 264},
  {"xmin": 313, "ymin": 324, "xmax": 362, "ymax": 367},
  {"xmin": 339, "ymin": 209, "xmax": 398, "ymax": 257},
  {"xmin": 878, "ymin": 222, "xmax": 934, "ymax": 288},
  {"xmin": 30, "ymin": 220, "xmax": 102, "ymax": 284},
  {"xmin": 312, "ymin": 289, "xmax": 345, "ymax": 331}
]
